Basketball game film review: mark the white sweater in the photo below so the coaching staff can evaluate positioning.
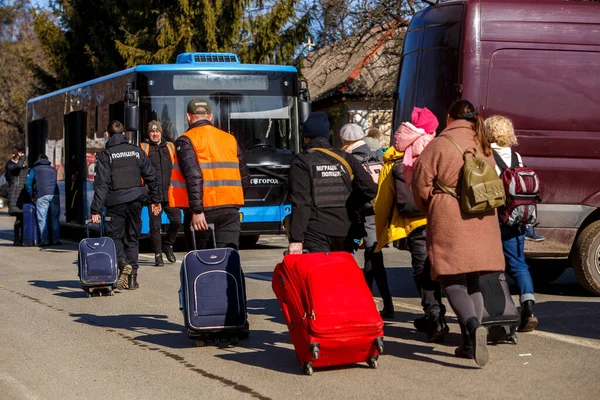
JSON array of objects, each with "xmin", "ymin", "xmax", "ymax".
[{"xmin": 491, "ymin": 143, "xmax": 523, "ymax": 176}]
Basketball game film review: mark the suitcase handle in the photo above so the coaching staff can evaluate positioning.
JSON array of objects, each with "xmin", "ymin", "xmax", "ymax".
[
  {"xmin": 85, "ymin": 216, "xmax": 109, "ymax": 237},
  {"xmin": 190, "ymin": 223, "xmax": 217, "ymax": 250}
]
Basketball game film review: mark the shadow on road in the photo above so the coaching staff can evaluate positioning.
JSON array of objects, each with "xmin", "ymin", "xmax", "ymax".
[
  {"xmin": 70, "ymin": 312, "xmax": 183, "ymax": 333},
  {"xmin": 533, "ymin": 301, "xmax": 600, "ymax": 341}
]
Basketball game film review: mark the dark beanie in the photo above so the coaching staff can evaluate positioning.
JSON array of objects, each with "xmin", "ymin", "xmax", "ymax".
[{"xmin": 303, "ymin": 112, "xmax": 330, "ymax": 139}]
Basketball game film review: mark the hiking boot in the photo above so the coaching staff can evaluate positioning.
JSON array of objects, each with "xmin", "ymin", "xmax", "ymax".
[
  {"xmin": 467, "ymin": 317, "xmax": 489, "ymax": 367},
  {"xmin": 518, "ymin": 300, "xmax": 539, "ymax": 332},
  {"xmin": 379, "ymin": 308, "xmax": 395, "ymax": 319},
  {"xmin": 163, "ymin": 245, "xmax": 177, "ymax": 263},
  {"xmin": 128, "ymin": 274, "xmax": 139, "ymax": 290},
  {"xmin": 117, "ymin": 264, "xmax": 132, "ymax": 290},
  {"xmin": 413, "ymin": 315, "xmax": 429, "ymax": 333},
  {"xmin": 155, "ymin": 254, "xmax": 164, "ymax": 267},
  {"xmin": 426, "ymin": 315, "xmax": 450, "ymax": 343}
]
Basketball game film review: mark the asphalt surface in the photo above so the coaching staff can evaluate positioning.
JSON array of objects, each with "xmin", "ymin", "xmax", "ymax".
[{"xmin": 0, "ymin": 210, "xmax": 599, "ymax": 399}]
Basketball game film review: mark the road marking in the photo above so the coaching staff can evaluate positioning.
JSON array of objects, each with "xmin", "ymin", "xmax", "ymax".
[
  {"xmin": 528, "ymin": 330, "xmax": 600, "ymax": 351},
  {"xmin": 0, "ymin": 372, "xmax": 40, "ymax": 400},
  {"xmin": 245, "ymin": 273, "xmax": 273, "ymax": 282}
]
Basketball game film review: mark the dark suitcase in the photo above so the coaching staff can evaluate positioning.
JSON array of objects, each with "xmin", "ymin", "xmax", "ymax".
[
  {"xmin": 23, "ymin": 203, "xmax": 39, "ymax": 247},
  {"xmin": 77, "ymin": 220, "xmax": 118, "ymax": 297},
  {"xmin": 180, "ymin": 225, "xmax": 248, "ymax": 346},
  {"xmin": 480, "ymin": 272, "xmax": 520, "ymax": 344},
  {"xmin": 272, "ymin": 252, "xmax": 384, "ymax": 375}
]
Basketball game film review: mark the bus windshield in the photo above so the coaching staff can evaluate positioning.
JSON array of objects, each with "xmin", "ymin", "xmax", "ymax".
[
  {"xmin": 142, "ymin": 94, "xmax": 294, "ymax": 151},
  {"xmin": 138, "ymin": 70, "xmax": 299, "ymax": 156}
]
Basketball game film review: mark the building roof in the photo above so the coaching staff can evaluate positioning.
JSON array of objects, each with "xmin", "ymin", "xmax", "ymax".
[{"xmin": 301, "ymin": 24, "xmax": 406, "ymax": 104}]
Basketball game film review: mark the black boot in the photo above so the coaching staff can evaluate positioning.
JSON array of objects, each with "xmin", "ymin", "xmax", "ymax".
[
  {"xmin": 128, "ymin": 274, "xmax": 139, "ymax": 290},
  {"xmin": 466, "ymin": 317, "xmax": 489, "ymax": 367},
  {"xmin": 518, "ymin": 300, "xmax": 538, "ymax": 332},
  {"xmin": 379, "ymin": 295, "xmax": 395, "ymax": 319},
  {"xmin": 455, "ymin": 323, "xmax": 474, "ymax": 359},
  {"xmin": 155, "ymin": 254, "xmax": 164, "ymax": 267},
  {"xmin": 163, "ymin": 245, "xmax": 177, "ymax": 263},
  {"xmin": 426, "ymin": 313, "xmax": 449, "ymax": 343}
]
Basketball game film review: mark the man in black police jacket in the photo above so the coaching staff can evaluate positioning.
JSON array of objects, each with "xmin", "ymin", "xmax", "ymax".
[
  {"xmin": 90, "ymin": 120, "xmax": 162, "ymax": 290},
  {"xmin": 287, "ymin": 112, "xmax": 378, "ymax": 254}
]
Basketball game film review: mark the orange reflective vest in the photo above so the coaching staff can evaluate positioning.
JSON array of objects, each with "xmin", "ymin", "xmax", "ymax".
[
  {"xmin": 140, "ymin": 141, "xmax": 176, "ymax": 163},
  {"xmin": 168, "ymin": 124, "xmax": 244, "ymax": 209}
]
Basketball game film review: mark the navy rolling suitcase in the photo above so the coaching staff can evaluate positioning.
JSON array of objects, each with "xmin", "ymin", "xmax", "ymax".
[
  {"xmin": 180, "ymin": 225, "xmax": 249, "ymax": 347},
  {"xmin": 480, "ymin": 272, "xmax": 520, "ymax": 344},
  {"xmin": 23, "ymin": 203, "xmax": 39, "ymax": 247},
  {"xmin": 78, "ymin": 220, "xmax": 118, "ymax": 297}
]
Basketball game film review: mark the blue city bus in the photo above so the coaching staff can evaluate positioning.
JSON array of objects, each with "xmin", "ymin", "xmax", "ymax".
[{"xmin": 25, "ymin": 53, "xmax": 310, "ymax": 244}]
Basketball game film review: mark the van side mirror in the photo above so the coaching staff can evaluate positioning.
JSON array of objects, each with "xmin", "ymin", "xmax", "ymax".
[
  {"xmin": 124, "ymin": 85, "xmax": 139, "ymax": 132},
  {"xmin": 298, "ymin": 80, "xmax": 311, "ymax": 125}
]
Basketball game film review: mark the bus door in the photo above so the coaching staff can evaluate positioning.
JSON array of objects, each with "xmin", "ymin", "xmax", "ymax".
[
  {"xmin": 64, "ymin": 111, "xmax": 86, "ymax": 224},
  {"xmin": 27, "ymin": 119, "xmax": 47, "ymax": 167}
]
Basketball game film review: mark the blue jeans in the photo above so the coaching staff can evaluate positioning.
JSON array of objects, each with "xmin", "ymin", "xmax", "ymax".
[
  {"xmin": 501, "ymin": 227, "xmax": 535, "ymax": 303},
  {"xmin": 36, "ymin": 194, "xmax": 60, "ymax": 244}
]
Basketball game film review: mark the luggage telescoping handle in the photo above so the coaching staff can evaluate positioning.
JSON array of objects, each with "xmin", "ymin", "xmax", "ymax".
[
  {"xmin": 84, "ymin": 216, "xmax": 108, "ymax": 238},
  {"xmin": 190, "ymin": 223, "xmax": 217, "ymax": 251}
]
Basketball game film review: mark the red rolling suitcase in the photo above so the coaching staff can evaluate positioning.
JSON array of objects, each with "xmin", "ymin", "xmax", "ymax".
[{"xmin": 272, "ymin": 252, "xmax": 384, "ymax": 375}]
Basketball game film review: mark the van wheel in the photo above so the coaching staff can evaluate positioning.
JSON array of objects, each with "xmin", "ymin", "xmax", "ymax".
[
  {"xmin": 527, "ymin": 259, "xmax": 568, "ymax": 286},
  {"xmin": 239, "ymin": 235, "xmax": 260, "ymax": 249},
  {"xmin": 572, "ymin": 221, "xmax": 600, "ymax": 295}
]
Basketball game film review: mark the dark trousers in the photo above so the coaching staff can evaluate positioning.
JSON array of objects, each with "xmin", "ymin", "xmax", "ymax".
[
  {"xmin": 406, "ymin": 226, "xmax": 444, "ymax": 316},
  {"xmin": 303, "ymin": 228, "xmax": 351, "ymax": 253},
  {"xmin": 439, "ymin": 272, "xmax": 484, "ymax": 325},
  {"xmin": 149, "ymin": 202, "xmax": 181, "ymax": 255},
  {"xmin": 184, "ymin": 207, "xmax": 241, "ymax": 251},
  {"xmin": 364, "ymin": 247, "xmax": 393, "ymax": 306},
  {"xmin": 105, "ymin": 200, "xmax": 143, "ymax": 273},
  {"xmin": 13, "ymin": 214, "xmax": 23, "ymax": 244}
]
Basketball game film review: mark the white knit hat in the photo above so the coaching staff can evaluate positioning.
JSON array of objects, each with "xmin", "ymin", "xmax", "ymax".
[{"xmin": 339, "ymin": 123, "xmax": 366, "ymax": 141}]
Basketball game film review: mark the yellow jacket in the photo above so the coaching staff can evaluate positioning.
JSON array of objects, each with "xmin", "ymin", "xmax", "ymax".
[{"xmin": 374, "ymin": 147, "xmax": 427, "ymax": 252}]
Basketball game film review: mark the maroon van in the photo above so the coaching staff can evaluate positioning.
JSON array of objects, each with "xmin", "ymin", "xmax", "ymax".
[{"xmin": 393, "ymin": 0, "xmax": 600, "ymax": 294}]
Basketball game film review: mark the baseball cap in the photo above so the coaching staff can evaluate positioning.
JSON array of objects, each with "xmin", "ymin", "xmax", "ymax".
[
  {"xmin": 187, "ymin": 99, "xmax": 212, "ymax": 114},
  {"xmin": 147, "ymin": 120, "xmax": 162, "ymax": 133}
]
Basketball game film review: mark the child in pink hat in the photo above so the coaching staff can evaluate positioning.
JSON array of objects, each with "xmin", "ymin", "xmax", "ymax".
[{"xmin": 393, "ymin": 107, "xmax": 438, "ymax": 187}]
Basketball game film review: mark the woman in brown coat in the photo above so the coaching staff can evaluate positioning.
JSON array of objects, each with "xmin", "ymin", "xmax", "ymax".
[{"xmin": 412, "ymin": 100, "xmax": 505, "ymax": 367}]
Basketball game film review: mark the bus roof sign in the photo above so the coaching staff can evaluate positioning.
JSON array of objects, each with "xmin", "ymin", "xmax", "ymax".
[{"xmin": 176, "ymin": 53, "xmax": 240, "ymax": 64}]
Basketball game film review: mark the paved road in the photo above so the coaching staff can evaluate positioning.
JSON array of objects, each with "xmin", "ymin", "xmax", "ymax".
[{"xmin": 0, "ymin": 211, "xmax": 599, "ymax": 399}]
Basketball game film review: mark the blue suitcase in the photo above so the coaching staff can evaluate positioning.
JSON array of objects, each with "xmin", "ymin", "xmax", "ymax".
[
  {"xmin": 180, "ymin": 226, "xmax": 249, "ymax": 346},
  {"xmin": 78, "ymin": 220, "xmax": 118, "ymax": 297},
  {"xmin": 23, "ymin": 203, "xmax": 39, "ymax": 247}
]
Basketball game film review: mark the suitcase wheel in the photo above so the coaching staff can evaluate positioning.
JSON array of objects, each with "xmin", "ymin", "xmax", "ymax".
[
  {"xmin": 367, "ymin": 356, "xmax": 379, "ymax": 369},
  {"xmin": 86, "ymin": 291, "xmax": 91, "ymax": 298},
  {"xmin": 302, "ymin": 362, "xmax": 313, "ymax": 376},
  {"xmin": 230, "ymin": 336, "xmax": 239, "ymax": 346},
  {"xmin": 509, "ymin": 334, "xmax": 518, "ymax": 345},
  {"xmin": 214, "ymin": 338, "xmax": 220, "ymax": 346},
  {"xmin": 375, "ymin": 337, "xmax": 384, "ymax": 354},
  {"xmin": 194, "ymin": 339, "xmax": 205, "ymax": 347},
  {"xmin": 309, "ymin": 343, "xmax": 320, "ymax": 360}
]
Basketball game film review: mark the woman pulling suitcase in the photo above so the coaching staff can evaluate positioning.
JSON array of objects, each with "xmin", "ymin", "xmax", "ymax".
[{"xmin": 412, "ymin": 100, "xmax": 506, "ymax": 367}]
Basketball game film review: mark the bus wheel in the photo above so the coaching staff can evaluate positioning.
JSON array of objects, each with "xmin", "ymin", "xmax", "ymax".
[
  {"xmin": 527, "ymin": 259, "xmax": 568, "ymax": 287},
  {"xmin": 239, "ymin": 235, "xmax": 260, "ymax": 249},
  {"xmin": 572, "ymin": 221, "xmax": 600, "ymax": 296}
]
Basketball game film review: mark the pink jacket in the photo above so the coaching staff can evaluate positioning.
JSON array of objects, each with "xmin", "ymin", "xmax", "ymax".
[{"xmin": 392, "ymin": 122, "xmax": 435, "ymax": 186}]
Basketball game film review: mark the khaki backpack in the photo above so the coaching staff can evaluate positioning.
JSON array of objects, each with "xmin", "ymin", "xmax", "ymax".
[{"xmin": 434, "ymin": 135, "xmax": 505, "ymax": 214}]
